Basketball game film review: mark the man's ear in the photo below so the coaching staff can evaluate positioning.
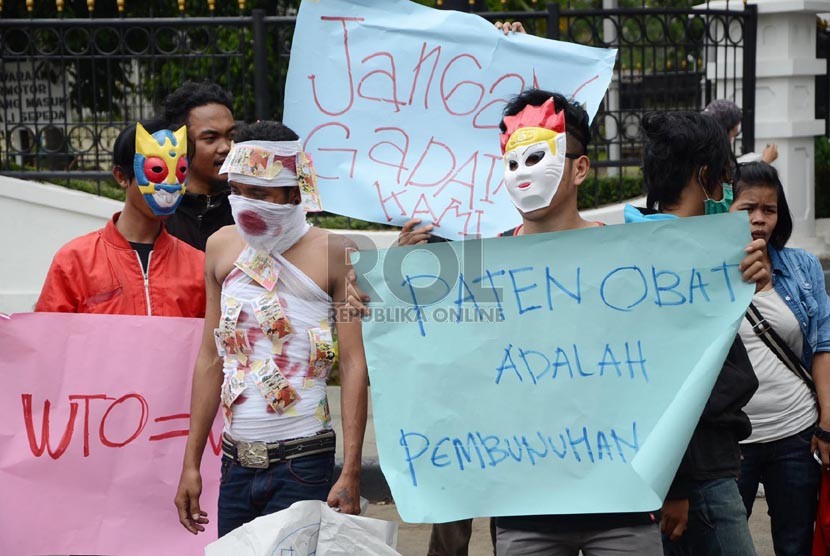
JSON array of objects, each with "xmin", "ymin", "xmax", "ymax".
[
  {"xmin": 570, "ymin": 154, "xmax": 591, "ymax": 188},
  {"xmin": 112, "ymin": 166, "xmax": 131, "ymax": 190}
]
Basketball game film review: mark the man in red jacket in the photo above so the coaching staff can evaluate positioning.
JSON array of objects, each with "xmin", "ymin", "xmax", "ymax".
[{"xmin": 36, "ymin": 120, "xmax": 206, "ymax": 318}]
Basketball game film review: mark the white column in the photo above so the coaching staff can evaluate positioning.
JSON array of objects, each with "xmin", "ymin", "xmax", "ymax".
[
  {"xmin": 705, "ymin": 0, "xmax": 830, "ymax": 256},
  {"xmin": 755, "ymin": 1, "xmax": 828, "ymax": 254},
  {"xmin": 603, "ymin": 0, "xmax": 621, "ymax": 177}
]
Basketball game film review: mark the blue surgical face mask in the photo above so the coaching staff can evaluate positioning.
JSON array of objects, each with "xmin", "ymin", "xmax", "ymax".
[
  {"xmin": 699, "ymin": 166, "xmax": 733, "ymax": 215},
  {"xmin": 703, "ymin": 183, "xmax": 733, "ymax": 215}
]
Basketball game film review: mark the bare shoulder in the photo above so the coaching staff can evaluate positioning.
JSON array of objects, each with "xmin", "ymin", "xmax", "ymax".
[
  {"xmin": 205, "ymin": 225, "xmax": 245, "ymax": 283},
  {"xmin": 313, "ymin": 228, "xmax": 357, "ymax": 253}
]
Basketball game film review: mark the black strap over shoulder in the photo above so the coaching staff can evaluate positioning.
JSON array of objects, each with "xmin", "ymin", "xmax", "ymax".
[{"xmin": 745, "ymin": 302, "xmax": 815, "ymax": 393}]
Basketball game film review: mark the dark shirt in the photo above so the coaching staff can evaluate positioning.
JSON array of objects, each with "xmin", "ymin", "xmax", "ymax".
[
  {"xmin": 164, "ymin": 189, "xmax": 235, "ymax": 251},
  {"xmin": 129, "ymin": 242, "xmax": 153, "ymax": 275}
]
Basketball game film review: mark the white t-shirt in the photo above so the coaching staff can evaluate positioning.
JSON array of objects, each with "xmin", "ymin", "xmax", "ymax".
[{"xmin": 739, "ymin": 288, "xmax": 816, "ymax": 443}]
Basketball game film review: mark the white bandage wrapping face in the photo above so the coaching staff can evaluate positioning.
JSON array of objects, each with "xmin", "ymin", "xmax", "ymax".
[
  {"xmin": 222, "ymin": 140, "xmax": 313, "ymax": 254},
  {"xmin": 219, "ymin": 139, "xmax": 323, "ymax": 213},
  {"xmin": 219, "ymin": 140, "xmax": 303, "ymax": 187},
  {"xmin": 229, "ymin": 195, "xmax": 310, "ymax": 254}
]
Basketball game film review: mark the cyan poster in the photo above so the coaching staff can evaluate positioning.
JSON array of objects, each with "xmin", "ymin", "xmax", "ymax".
[{"xmin": 353, "ymin": 213, "xmax": 753, "ymax": 523}]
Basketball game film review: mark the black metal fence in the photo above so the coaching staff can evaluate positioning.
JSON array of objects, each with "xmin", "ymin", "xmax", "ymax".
[
  {"xmin": 475, "ymin": 4, "xmax": 757, "ymax": 205},
  {"xmin": 0, "ymin": 2, "xmax": 757, "ymax": 211}
]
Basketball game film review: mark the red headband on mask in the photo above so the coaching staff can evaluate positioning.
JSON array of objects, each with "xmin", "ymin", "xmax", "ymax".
[{"xmin": 499, "ymin": 97, "xmax": 566, "ymax": 153}]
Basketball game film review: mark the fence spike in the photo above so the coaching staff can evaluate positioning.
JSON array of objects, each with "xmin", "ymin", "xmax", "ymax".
[
  {"xmin": 86, "ymin": 0, "xmax": 94, "ymax": 12},
  {"xmin": 178, "ymin": 0, "xmax": 185, "ymax": 12},
  {"xmin": 56, "ymin": 0, "xmax": 64, "ymax": 12},
  {"xmin": 117, "ymin": 0, "xmax": 125, "ymax": 12},
  {"xmin": 208, "ymin": 0, "xmax": 215, "ymax": 12},
  {"xmin": 26, "ymin": 0, "xmax": 34, "ymax": 13},
  {"xmin": 238, "ymin": 0, "xmax": 246, "ymax": 12}
]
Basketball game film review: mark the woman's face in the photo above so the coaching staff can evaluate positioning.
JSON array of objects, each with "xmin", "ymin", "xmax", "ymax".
[{"xmin": 729, "ymin": 184, "xmax": 778, "ymax": 243}]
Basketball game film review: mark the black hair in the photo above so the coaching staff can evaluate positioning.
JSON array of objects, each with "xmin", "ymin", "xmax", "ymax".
[
  {"xmin": 704, "ymin": 99, "xmax": 742, "ymax": 132},
  {"xmin": 641, "ymin": 111, "xmax": 732, "ymax": 211},
  {"xmin": 162, "ymin": 81, "xmax": 234, "ymax": 127},
  {"xmin": 233, "ymin": 121, "xmax": 300, "ymax": 143},
  {"xmin": 500, "ymin": 88, "xmax": 591, "ymax": 155},
  {"xmin": 112, "ymin": 119, "xmax": 168, "ymax": 180},
  {"xmin": 734, "ymin": 162, "xmax": 793, "ymax": 249}
]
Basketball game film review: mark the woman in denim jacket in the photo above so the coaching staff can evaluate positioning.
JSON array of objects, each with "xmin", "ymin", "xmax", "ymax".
[{"xmin": 730, "ymin": 162, "xmax": 830, "ymax": 556}]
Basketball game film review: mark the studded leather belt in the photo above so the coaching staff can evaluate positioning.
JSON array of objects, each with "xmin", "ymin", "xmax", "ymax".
[{"xmin": 221, "ymin": 430, "xmax": 336, "ymax": 469}]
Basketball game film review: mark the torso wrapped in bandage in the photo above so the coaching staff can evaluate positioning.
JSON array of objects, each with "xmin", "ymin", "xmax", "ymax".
[{"xmin": 216, "ymin": 245, "xmax": 336, "ymax": 442}]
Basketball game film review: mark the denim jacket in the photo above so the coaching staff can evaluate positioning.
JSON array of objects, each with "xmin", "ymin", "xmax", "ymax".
[{"xmin": 769, "ymin": 246, "xmax": 830, "ymax": 371}]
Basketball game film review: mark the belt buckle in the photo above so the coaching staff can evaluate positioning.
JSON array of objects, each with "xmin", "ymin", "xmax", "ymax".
[
  {"xmin": 237, "ymin": 440, "xmax": 269, "ymax": 469},
  {"xmin": 752, "ymin": 318, "xmax": 770, "ymax": 335}
]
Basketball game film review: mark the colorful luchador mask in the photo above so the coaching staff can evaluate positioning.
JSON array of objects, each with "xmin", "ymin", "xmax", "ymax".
[
  {"xmin": 133, "ymin": 124, "xmax": 188, "ymax": 216},
  {"xmin": 499, "ymin": 98, "xmax": 567, "ymax": 214}
]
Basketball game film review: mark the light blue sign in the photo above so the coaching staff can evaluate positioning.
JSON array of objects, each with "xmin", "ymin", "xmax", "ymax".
[
  {"xmin": 352, "ymin": 214, "xmax": 753, "ymax": 523},
  {"xmin": 284, "ymin": 0, "xmax": 617, "ymax": 239}
]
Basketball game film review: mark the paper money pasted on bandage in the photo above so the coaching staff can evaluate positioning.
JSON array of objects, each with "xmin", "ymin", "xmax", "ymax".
[
  {"xmin": 222, "ymin": 144, "xmax": 284, "ymax": 179},
  {"xmin": 251, "ymin": 359, "xmax": 300, "ymax": 414},
  {"xmin": 235, "ymin": 248, "xmax": 280, "ymax": 292},
  {"xmin": 214, "ymin": 329, "xmax": 252, "ymax": 363},
  {"xmin": 253, "ymin": 292, "xmax": 293, "ymax": 344},
  {"xmin": 220, "ymin": 368, "xmax": 248, "ymax": 408},
  {"xmin": 308, "ymin": 326, "xmax": 336, "ymax": 379}
]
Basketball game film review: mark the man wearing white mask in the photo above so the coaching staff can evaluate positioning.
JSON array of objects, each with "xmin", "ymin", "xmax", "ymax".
[
  {"xmin": 400, "ymin": 89, "xmax": 663, "ymax": 556},
  {"xmin": 174, "ymin": 121, "xmax": 369, "ymax": 537}
]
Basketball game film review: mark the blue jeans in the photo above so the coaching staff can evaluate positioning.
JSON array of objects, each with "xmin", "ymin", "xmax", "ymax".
[
  {"xmin": 217, "ymin": 451, "xmax": 335, "ymax": 537},
  {"xmin": 738, "ymin": 426, "xmax": 820, "ymax": 556},
  {"xmin": 662, "ymin": 478, "xmax": 755, "ymax": 556}
]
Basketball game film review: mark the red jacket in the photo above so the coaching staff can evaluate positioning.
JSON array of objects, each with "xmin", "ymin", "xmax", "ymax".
[{"xmin": 36, "ymin": 213, "xmax": 206, "ymax": 317}]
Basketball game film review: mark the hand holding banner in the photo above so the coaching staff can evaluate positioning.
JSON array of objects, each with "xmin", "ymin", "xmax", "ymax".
[{"xmin": 353, "ymin": 213, "xmax": 753, "ymax": 523}]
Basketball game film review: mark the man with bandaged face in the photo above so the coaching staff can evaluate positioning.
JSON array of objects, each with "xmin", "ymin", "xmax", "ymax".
[
  {"xmin": 35, "ymin": 120, "xmax": 205, "ymax": 317},
  {"xmin": 174, "ymin": 121, "xmax": 368, "ymax": 537}
]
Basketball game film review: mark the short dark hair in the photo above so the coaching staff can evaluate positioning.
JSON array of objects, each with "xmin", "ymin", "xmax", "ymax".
[
  {"xmin": 113, "ymin": 119, "xmax": 168, "ymax": 180},
  {"xmin": 734, "ymin": 162, "xmax": 793, "ymax": 249},
  {"xmin": 233, "ymin": 121, "xmax": 299, "ymax": 143},
  {"xmin": 162, "ymin": 81, "xmax": 234, "ymax": 127},
  {"xmin": 500, "ymin": 88, "xmax": 591, "ymax": 156},
  {"xmin": 642, "ymin": 111, "xmax": 732, "ymax": 210},
  {"xmin": 704, "ymin": 99, "xmax": 742, "ymax": 132}
]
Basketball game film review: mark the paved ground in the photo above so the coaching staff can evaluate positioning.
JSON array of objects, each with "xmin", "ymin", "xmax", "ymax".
[{"xmin": 364, "ymin": 499, "xmax": 775, "ymax": 556}]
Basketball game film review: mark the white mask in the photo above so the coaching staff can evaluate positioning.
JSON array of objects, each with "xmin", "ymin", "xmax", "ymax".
[
  {"xmin": 503, "ymin": 133, "xmax": 567, "ymax": 213},
  {"xmin": 229, "ymin": 194, "xmax": 310, "ymax": 254}
]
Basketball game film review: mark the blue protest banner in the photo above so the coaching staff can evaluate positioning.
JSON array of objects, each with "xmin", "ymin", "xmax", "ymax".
[
  {"xmin": 284, "ymin": 0, "xmax": 616, "ymax": 239},
  {"xmin": 352, "ymin": 213, "xmax": 753, "ymax": 523}
]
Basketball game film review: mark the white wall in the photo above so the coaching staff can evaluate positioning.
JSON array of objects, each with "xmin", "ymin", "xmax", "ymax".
[{"xmin": 0, "ymin": 175, "xmax": 123, "ymax": 314}]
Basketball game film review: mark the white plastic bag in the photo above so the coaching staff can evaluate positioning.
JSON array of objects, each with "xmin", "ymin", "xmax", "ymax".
[{"xmin": 205, "ymin": 500, "xmax": 400, "ymax": 556}]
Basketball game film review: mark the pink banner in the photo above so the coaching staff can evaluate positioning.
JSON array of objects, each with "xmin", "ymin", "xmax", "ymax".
[{"xmin": 0, "ymin": 312, "xmax": 222, "ymax": 555}]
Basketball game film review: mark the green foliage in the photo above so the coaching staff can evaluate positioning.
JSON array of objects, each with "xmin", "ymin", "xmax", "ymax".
[
  {"xmin": 578, "ymin": 174, "xmax": 643, "ymax": 209},
  {"xmin": 51, "ymin": 177, "xmax": 126, "ymax": 202},
  {"xmin": 817, "ymin": 136, "xmax": 830, "ymax": 219},
  {"xmin": 308, "ymin": 214, "xmax": 396, "ymax": 231}
]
